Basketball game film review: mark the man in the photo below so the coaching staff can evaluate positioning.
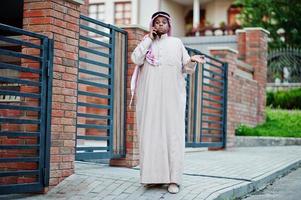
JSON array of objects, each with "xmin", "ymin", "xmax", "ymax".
[{"xmin": 131, "ymin": 11, "xmax": 205, "ymax": 194}]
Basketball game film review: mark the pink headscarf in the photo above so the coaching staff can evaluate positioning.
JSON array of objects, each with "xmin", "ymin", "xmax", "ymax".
[
  {"xmin": 149, "ymin": 12, "xmax": 172, "ymax": 36},
  {"xmin": 129, "ymin": 12, "xmax": 172, "ymax": 107}
]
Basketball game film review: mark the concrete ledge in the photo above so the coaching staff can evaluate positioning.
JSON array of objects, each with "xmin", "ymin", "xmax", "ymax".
[
  {"xmin": 236, "ymin": 60, "xmax": 254, "ymax": 73},
  {"xmin": 244, "ymin": 27, "xmax": 270, "ymax": 35},
  {"xmin": 236, "ymin": 29, "xmax": 246, "ymax": 33},
  {"xmin": 235, "ymin": 136, "xmax": 301, "ymax": 147},
  {"xmin": 266, "ymin": 82, "xmax": 301, "ymax": 91},
  {"xmin": 118, "ymin": 24, "xmax": 149, "ymax": 32},
  {"xmin": 65, "ymin": 0, "xmax": 84, "ymax": 5},
  {"xmin": 208, "ymin": 46, "xmax": 239, "ymax": 54},
  {"xmin": 185, "ymin": 147, "xmax": 207, "ymax": 153}
]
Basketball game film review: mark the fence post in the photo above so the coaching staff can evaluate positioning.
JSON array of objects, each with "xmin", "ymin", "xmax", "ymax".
[
  {"xmin": 209, "ymin": 47, "xmax": 238, "ymax": 148},
  {"xmin": 110, "ymin": 25, "xmax": 148, "ymax": 167}
]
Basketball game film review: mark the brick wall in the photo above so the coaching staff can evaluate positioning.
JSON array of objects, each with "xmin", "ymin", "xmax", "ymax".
[
  {"xmin": 22, "ymin": 0, "xmax": 84, "ymax": 188},
  {"xmin": 210, "ymin": 28, "xmax": 269, "ymax": 147}
]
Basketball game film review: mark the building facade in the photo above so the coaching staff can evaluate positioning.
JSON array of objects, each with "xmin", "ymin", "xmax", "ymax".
[{"xmin": 87, "ymin": 0, "xmax": 241, "ymax": 37}]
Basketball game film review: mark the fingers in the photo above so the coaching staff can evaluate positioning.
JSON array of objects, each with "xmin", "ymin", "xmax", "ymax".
[
  {"xmin": 150, "ymin": 27, "xmax": 157, "ymax": 33},
  {"xmin": 192, "ymin": 55, "xmax": 206, "ymax": 64},
  {"xmin": 149, "ymin": 27, "xmax": 157, "ymax": 40},
  {"xmin": 199, "ymin": 55, "xmax": 206, "ymax": 63}
]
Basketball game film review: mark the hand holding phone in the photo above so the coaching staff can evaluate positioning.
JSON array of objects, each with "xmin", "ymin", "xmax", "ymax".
[
  {"xmin": 149, "ymin": 27, "xmax": 157, "ymax": 40},
  {"xmin": 152, "ymin": 30, "xmax": 157, "ymax": 38}
]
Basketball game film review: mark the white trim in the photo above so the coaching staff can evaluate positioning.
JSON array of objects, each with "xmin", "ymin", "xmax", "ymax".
[
  {"xmin": 131, "ymin": 0, "xmax": 138, "ymax": 24},
  {"xmin": 106, "ymin": 0, "xmax": 114, "ymax": 24},
  {"xmin": 65, "ymin": 0, "xmax": 84, "ymax": 5},
  {"xmin": 236, "ymin": 29, "xmax": 246, "ymax": 33},
  {"xmin": 118, "ymin": 24, "xmax": 149, "ymax": 32},
  {"xmin": 244, "ymin": 27, "xmax": 270, "ymax": 35},
  {"xmin": 208, "ymin": 47, "xmax": 238, "ymax": 54}
]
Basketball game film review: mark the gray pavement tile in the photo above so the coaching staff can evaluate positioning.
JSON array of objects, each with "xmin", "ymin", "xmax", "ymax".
[{"xmin": 3, "ymin": 146, "xmax": 301, "ymax": 200}]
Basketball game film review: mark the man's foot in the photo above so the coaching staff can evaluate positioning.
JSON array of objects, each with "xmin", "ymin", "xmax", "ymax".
[{"xmin": 167, "ymin": 183, "xmax": 180, "ymax": 194}]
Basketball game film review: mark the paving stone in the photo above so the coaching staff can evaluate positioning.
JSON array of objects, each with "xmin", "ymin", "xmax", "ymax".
[{"xmin": 2, "ymin": 146, "xmax": 301, "ymax": 200}]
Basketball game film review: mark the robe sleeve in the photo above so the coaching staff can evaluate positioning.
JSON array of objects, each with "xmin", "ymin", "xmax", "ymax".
[
  {"xmin": 131, "ymin": 36, "xmax": 153, "ymax": 66},
  {"xmin": 181, "ymin": 43, "xmax": 197, "ymax": 74}
]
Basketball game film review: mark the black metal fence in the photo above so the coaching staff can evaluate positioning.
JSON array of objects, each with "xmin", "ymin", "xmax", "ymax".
[
  {"xmin": 186, "ymin": 47, "xmax": 228, "ymax": 148},
  {"xmin": 0, "ymin": 23, "xmax": 53, "ymax": 194},
  {"xmin": 76, "ymin": 15, "xmax": 127, "ymax": 161},
  {"xmin": 268, "ymin": 47, "xmax": 301, "ymax": 83}
]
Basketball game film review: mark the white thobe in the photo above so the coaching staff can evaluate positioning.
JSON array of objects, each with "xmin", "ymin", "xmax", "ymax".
[{"xmin": 131, "ymin": 33, "xmax": 196, "ymax": 185}]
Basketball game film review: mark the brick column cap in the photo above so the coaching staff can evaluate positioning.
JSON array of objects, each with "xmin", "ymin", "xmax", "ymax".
[
  {"xmin": 243, "ymin": 27, "xmax": 270, "ymax": 35},
  {"xmin": 208, "ymin": 47, "xmax": 238, "ymax": 54},
  {"xmin": 119, "ymin": 24, "xmax": 149, "ymax": 32},
  {"xmin": 236, "ymin": 29, "xmax": 246, "ymax": 33}
]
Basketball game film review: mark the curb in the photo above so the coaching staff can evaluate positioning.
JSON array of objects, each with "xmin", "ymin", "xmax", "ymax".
[
  {"xmin": 210, "ymin": 160, "xmax": 301, "ymax": 200},
  {"xmin": 235, "ymin": 136, "xmax": 301, "ymax": 147}
]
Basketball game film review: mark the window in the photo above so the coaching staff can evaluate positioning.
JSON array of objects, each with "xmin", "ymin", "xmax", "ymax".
[
  {"xmin": 89, "ymin": 3, "xmax": 105, "ymax": 21},
  {"xmin": 88, "ymin": 3, "xmax": 106, "ymax": 37},
  {"xmin": 228, "ymin": 5, "xmax": 242, "ymax": 26},
  {"xmin": 114, "ymin": 2, "xmax": 131, "ymax": 25}
]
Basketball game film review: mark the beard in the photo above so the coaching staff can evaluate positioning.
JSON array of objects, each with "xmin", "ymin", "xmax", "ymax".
[{"xmin": 156, "ymin": 28, "xmax": 169, "ymax": 36}]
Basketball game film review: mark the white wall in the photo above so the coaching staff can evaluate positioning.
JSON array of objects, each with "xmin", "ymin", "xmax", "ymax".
[
  {"xmin": 138, "ymin": 0, "xmax": 160, "ymax": 30},
  {"xmin": 181, "ymin": 35, "xmax": 237, "ymax": 55},
  {"xmin": 160, "ymin": 0, "xmax": 187, "ymax": 37},
  {"xmin": 203, "ymin": 0, "xmax": 233, "ymax": 27},
  {"xmin": 88, "ymin": 0, "xmax": 234, "ymax": 32}
]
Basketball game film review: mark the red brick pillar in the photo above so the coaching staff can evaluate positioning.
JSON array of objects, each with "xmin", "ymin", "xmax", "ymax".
[
  {"xmin": 110, "ymin": 26, "xmax": 148, "ymax": 167},
  {"xmin": 209, "ymin": 48, "xmax": 239, "ymax": 148},
  {"xmin": 244, "ymin": 28, "xmax": 269, "ymax": 123},
  {"xmin": 237, "ymin": 30, "xmax": 246, "ymax": 61},
  {"xmin": 23, "ymin": 0, "xmax": 86, "ymax": 188}
]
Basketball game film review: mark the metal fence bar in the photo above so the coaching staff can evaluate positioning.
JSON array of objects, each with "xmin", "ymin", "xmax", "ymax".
[
  {"xmin": 108, "ymin": 29, "xmax": 115, "ymax": 156},
  {"xmin": 0, "ymin": 62, "xmax": 41, "ymax": 73},
  {"xmin": 193, "ymin": 63, "xmax": 199, "ymax": 143},
  {"xmin": 79, "ymin": 57, "xmax": 111, "ymax": 68},
  {"xmin": 79, "ymin": 35, "xmax": 112, "ymax": 49},
  {"xmin": 0, "ymin": 157, "xmax": 39, "ymax": 162},
  {"xmin": 0, "ymin": 35, "xmax": 42, "ymax": 49},
  {"xmin": 0, "ymin": 48, "xmax": 42, "ymax": 61},
  {"xmin": 0, "ymin": 23, "xmax": 47, "ymax": 39},
  {"xmin": 222, "ymin": 63, "xmax": 228, "ymax": 148}
]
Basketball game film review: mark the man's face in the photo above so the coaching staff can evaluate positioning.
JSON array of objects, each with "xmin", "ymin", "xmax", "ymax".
[{"xmin": 153, "ymin": 16, "xmax": 169, "ymax": 35}]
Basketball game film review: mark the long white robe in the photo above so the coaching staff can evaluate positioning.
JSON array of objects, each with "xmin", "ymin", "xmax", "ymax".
[{"xmin": 131, "ymin": 34, "xmax": 196, "ymax": 185}]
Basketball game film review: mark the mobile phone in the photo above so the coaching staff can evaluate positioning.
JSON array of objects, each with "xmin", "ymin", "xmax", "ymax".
[{"xmin": 152, "ymin": 29, "xmax": 157, "ymax": 38}]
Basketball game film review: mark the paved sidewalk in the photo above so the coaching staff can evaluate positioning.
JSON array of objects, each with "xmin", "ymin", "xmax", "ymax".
[{"xmin": 2, "ymin": 146, "xmax": 301, "ymax": 200}]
